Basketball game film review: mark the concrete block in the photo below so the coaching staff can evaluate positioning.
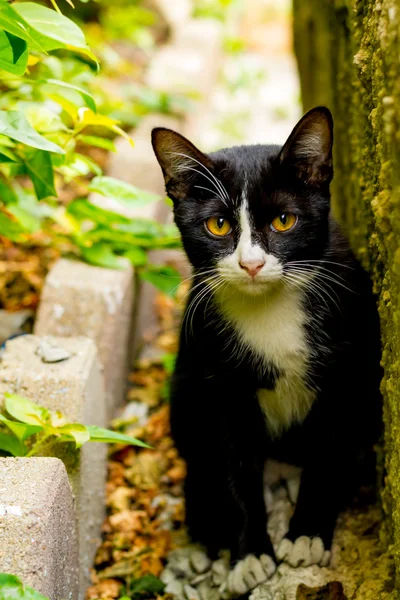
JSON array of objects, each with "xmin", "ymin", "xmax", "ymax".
[
  {"xmin": 0, "ymin": 457, "xmax": 79, "ymax": 600},
  {"xmin": 0, "ymin": 334, "xmax": 107, "ymax": 595},
  {"xmin": 34, "ymin": 259, "xmax": 134, "ymax": 418}
]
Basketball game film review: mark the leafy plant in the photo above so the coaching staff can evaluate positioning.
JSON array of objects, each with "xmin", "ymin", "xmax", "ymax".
[
  {"xmin": 0, "ymin": 572, "xmax": 165, "ymax": 600},
  {"xmin": 0, "ymin": 0, "xmax": 183, "ymax": 296},
  {"xmin": 0, "ymin": 393, "xmax": 150, "ymax": 457},
  {"xmin": 0, "ymin": 573, "xmax": 48, "ymax": 600}
]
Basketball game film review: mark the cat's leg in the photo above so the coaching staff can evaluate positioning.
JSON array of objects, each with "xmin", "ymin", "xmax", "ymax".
[
  {"xmin": 222, "ymin": 455, "xmax": 276, "ymax": 598},
  {"xmin": 276, "ymin": 458, "xmax": 341, "ymax": 567},
  {"xmin": 171, "ymin": 371, "xmax": 276, "ymax": 597},
  {"xmin": 276, "ymin": 409, "xmax": 358, "ymax": 568}
]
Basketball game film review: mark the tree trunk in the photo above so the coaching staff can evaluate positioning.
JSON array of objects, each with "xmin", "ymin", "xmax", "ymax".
[{"xmin": 293, "ymin": 0, "xmax": 400, "ymax": 586}]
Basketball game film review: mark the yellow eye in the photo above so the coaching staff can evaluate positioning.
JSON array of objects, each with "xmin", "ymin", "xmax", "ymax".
[
  {"xmin": 270, "ymin": 213, "xmax": 297, "ymax": 233},
  {"xmin": 206, "ymin": 216, "xmax": 232, "ymax": 237}
]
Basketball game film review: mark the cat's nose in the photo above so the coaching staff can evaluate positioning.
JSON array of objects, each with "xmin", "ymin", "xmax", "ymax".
[{"xmin": 239, "ymin": 259, "xmax": 265, "ymax": 277}]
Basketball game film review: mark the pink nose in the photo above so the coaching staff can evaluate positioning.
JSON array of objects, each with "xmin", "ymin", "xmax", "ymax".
[{"xmin": 239, "ymin": 260, "xmax": 265, "ymax": 278}]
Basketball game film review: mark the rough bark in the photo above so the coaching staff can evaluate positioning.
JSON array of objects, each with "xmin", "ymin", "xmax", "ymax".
[{"xmin": 293, "ymin": 0, "xmax": 400, "ymax": 587}]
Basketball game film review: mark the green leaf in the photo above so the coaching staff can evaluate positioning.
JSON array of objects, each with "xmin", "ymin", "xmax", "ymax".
[
  {"xmin": 22, "ymin": 104, "xmax": 67, "ymax": 135},
  {"xmin": 8, "ymin": 203, "xmax": 42, "ymax": 233},
  {"xmin": 0, "ymin": 111, "xmax": 64, "ymax": 153},
  {"xmin": 14, "ymin": 3, "xmax": 97, "ymax": 63},
  {"xmin": 0, "ymin": 145, "xmax": 20, "ymax": 162},
  {"xmin": 89, "ymin": 176, "xmax": 159, "ymax": 207},
  {"xmin": 139, "ymin": 265, "xmax": 181, "ymax": 297},
  {"xmin": 0, "ymin": 30, "xmax": 28, "ymax": 75},
  {"xmin": 113, "ymin": 220, "xmax": 162, "ymax": 237},
  {"xmin": 0, "ymin": 211, "xmax": 25, "ymax": 241},
  {"xmin": 0, "ymin": 432, "xmax": 25, "ymax": 456},
  {"xmin": 78, "ymin": 135, "xmax": 116, "ymax": 152},
  {"xmin": 0, "ymin": 414, "xmax": 43, "ymax": 440},
  {"xmin": 0, "ymin": 179, "xmax": 17, "ymax": 204},
  {"xmin": 4, "ymin": 393, "xmax": 50, "ymax": 426},
  {"xmin": 24, "ymin": 149, "xmax": 56, "ymax": 200},
  {"xmin": 73, "ymin": 153, "xmax": 102, "ymax": 176},
  {"xmin": 0, "ymin": 572, "xmax": 50, "ymax": 600},
  {"xmin": 81, "ymin": 243, "xmax": 129, "ymax": 270},
  {"xmin": 130, "ymin": 574, "xmax": 165, "ymax": 595},
  {"xmin": 43, "ymin": 79, "xmax": 96, "ymax": 113},
  {"xmin": 122, "ymin": 246, "xmax": 147, "ymax": 267},
  {"xmin": 57, "ymin": 423, "xmax": 90, "ymax": 448},
  {"xmin": 67, "ymin": 199, "xmax": 131, "ymax": 226},
  {"xmin": 87, "ymin": 425, "xmax": 151, "ymax": 448},
  {"xmin": 0, "ymin": 1, "xmax": 46, "ymax": 53}
]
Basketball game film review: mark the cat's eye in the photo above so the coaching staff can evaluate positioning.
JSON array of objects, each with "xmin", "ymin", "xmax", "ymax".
[
  {"xmin": 270, "ymin": 213, "xmax": 297, "ymax": 233},
  {"xmin": 206, "ymin": 216, "xmax": 232, "ymax": 237}
]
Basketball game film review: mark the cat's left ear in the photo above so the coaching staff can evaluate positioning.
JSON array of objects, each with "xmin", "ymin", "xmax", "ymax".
[{"xmin": 278, "ymin": 107, "xmax": 333, "ymax": 186}]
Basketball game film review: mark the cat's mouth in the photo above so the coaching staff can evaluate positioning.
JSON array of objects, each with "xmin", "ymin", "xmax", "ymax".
[{"xmin": 216, "ymin": 268, "xmax": 284, "ymax": 295}]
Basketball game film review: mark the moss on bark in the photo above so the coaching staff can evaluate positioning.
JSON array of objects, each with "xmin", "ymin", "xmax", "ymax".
[{"xmin": 293, "ymin": 0, "xmax": 400, "ymax": 591}]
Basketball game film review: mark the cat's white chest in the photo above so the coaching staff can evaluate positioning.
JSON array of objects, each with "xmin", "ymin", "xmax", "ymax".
[{"xmin": 217, "ymin": 288, "xmax": 316, "ymax": 436}]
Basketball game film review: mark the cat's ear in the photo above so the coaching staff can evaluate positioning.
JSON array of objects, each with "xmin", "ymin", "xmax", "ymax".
[
  {"xmin": 152, "ymin": 128, "xmax": 214, "ymax": 201},
  {"xmin": 278, "ymin": 107, "xmax": 333, "ymax": 186}
]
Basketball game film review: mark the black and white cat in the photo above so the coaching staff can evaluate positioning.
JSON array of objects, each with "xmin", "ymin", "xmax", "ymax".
[{"xmin": 152, "ymin": 107, "xmax": 382, "ymax": 598}]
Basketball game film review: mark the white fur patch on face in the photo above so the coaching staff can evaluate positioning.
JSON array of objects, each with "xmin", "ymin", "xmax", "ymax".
[
  {"xmin": 216, "ymin": 194, "xmax": 283, "ymax": 293},
  {"xmin": 220, "ymin": 554, "xmax": 276, "ymax": 598},
  {"xmin": 276, "ymin": 536, "xmax": 331, "ymax": 568}
]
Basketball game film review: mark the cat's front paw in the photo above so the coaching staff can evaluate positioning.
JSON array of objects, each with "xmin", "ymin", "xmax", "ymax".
[
  {"xmin": 276, "ymin": 536, "xmax": 331, "ymax": 568},
  {"xmin": 220, "ymin": 554, "xmax": 276, "ymax": 598}
]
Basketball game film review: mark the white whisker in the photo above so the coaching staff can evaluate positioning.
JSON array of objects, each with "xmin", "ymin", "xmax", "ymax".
[{"xmin": 170, "ymin": 151, "xmax": 230, "ymax": 203}]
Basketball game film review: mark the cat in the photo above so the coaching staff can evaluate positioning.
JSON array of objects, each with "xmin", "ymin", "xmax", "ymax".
[{"xmin": 152, "ymin": 107, "xmax": 382, "ymax": 598}]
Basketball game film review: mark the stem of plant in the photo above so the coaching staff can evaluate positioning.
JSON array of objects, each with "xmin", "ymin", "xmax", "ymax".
[{"xmin": 26, "ymin": 435, "xmax": 53, "ymax": 457}]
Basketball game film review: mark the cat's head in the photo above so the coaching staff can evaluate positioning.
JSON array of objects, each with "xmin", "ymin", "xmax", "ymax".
[{"xmin": 152, "ymin": 107, "xmax": 333, "ymax": 296}]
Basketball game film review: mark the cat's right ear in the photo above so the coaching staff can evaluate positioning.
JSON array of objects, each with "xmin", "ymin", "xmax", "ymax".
[{"xmin": 152, "ymin": 128, "xmax": 214, "ymax": 201}]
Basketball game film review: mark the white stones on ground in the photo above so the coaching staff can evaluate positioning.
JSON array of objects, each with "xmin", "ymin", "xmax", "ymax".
[
  {"xmin": 267, "ymin": 496, "xmax": 292, "ymax": 549},
  {"xmin": 276, "ymin": 536, "xmax": 331, "ymax": 568},
  {"xmin": 150, "ymin": 493, "xmax": 182, "ymax": 530},
  {"xmin": 165, "ymin": 579, "xmax": 186, "ymax": 600},
  {"xmin": 287, "ymin": 476, "xmax": 301, "ymax": 505},
  {"xmin": 211, "ymin": 555, "xmax": 230, "ymax": 586},
  {"xmin": 197, "ymin": 577, "xmax": 221, "ymax": 600},
  {"xmin": 249, "ymin": 582, "xmax": 282, "ymax": 600},
  {"xmin": 0, "ymin": 458, "xmax": 79, "ymax": 600},
  {"xmin": 34, "ymin": 258, "xmax": 134, "ymax": 418},
  {"xmin": 225, "ymin": 554, "xmax": 276, "ymax": 598},
  {"xmin": 184, "ymin": 584, "xmax": 201, "ymax": 600},
  {"xmin": 190, "ymin": 548, "xmax": 212, "ymax": 574},
  {"xmin": 167, "ymin": 547, "xmax": 198, "ymax": 579},
  {"xmin": 120, "ymin": 400, "xmax": 149, "ymax": 426},
  {"xmin": 36, "ymin": 337, "xmax": 72, "ymax": 363}
]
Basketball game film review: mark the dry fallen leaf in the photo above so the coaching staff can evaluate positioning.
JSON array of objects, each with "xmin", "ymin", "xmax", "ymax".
[
  {"xmin": 296, "ymin": 582, "xmax": 348, "ymax": 600},
  {"xmin": 86, "ymin": 578, "xmax": 121, "ymax": 599},
  {"xmin": 109, "ymin": 509, "xmax": 147, "ymax": 533},
  {"xmin": 107, "ymin": 486, "xmax": 135, "ymax": 512},
  {"xmin": 146, "ymin": 405, "xmax": 171, "ymax": 441}
]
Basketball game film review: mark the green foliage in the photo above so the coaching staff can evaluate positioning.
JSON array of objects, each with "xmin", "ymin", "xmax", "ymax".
[
  {"xmin": 0, "ymin": 393, "xmax": 150, "ymax": 457},
  {"xmin": 0, "ymin": 0, "xmax": 184, "ymax": 295},
  {"xmin": 0, "ymin": 572, "xmax": 165, "ymax": 600},
  {"xmin": 0, "ymin": 573, "xmax": 48, "ymax": 600},
  {"xmin": 193, "ymin": 0, "xmax": 237, "ymax": 21},
  {"xmin": 129, "ymin": 574, "xmax": 165, "ymax": 597}
]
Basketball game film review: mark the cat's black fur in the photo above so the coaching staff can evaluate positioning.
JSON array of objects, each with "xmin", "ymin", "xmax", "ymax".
[{"xmin": 152, "ymin": 108, "xmax": 382, "ymax": 573}]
